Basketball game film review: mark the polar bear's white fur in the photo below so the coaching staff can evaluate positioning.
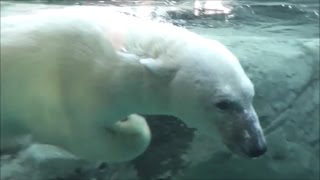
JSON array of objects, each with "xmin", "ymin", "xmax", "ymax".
[{"xmin": 0, "ymin": 7, "xmax": 267, "ymax": 162}]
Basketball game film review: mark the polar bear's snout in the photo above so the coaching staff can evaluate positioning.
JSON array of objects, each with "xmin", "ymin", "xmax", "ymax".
[
  {"xmin": 219, "ymin": 105, "xmax": 267, "ymax": 158},
  {"xmin": 241, "ymin": 107, "xmax": 267, "ymax": 158},
  {"xmin": 240, "ymin": 121, "xmax": 267, "ymax": 158}
]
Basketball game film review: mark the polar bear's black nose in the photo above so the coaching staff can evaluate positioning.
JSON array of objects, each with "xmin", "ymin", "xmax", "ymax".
[{"xmin": 249, "ymin": 144, "xmax": 267, "ymax": 158}]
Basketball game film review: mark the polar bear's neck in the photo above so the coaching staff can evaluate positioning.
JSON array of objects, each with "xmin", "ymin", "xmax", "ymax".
[
  {"xmin": 102, "ymin": 57, "xmax": 174, "ymax": 120},
  {"xmin": 97, "ymin": 16, "xmax": 196, "ymax": 119}
]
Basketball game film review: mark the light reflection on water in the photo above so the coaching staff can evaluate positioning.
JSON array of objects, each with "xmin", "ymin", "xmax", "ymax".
[
  {"xmin": 194, "ymin": 0, "xmax": 232, "ymax": 16},
  {"xmin": 0, "ymin": 0, "xmax": 319, "ymax": 39}
]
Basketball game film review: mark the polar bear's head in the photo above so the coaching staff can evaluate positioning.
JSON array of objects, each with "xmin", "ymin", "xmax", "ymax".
[{"xmin": 140, "ymin": 37, "xmax": 267, "ymax": 158}]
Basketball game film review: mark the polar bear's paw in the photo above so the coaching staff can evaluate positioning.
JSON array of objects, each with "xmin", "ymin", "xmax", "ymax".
[{"xmin": 105, "ymin": 114, "xmax": 151, "ymax": 162}]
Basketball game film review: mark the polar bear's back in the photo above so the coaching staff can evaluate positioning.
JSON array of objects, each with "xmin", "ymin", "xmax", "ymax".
[
  {"xmin": 1, "ymin": 8, "xmax": 122, "ymax": 140},
  {"xmin": 1, "ymin": 8, "xmax": 157, "ymax": 159}
]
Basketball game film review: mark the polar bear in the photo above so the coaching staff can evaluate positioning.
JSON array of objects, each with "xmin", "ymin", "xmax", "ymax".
[{"xmin": 0, "ymin": 6, "xmax": 267, "ymax": 162}]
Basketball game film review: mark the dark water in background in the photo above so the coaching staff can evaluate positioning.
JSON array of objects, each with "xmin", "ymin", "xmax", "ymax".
[
  {"xmin": 1, "ymin": 0, "xmax": 319, "ymax": 180},
  {"xmin": 2, "ymin": 0, "xmax": 319, "ymax": 37}
]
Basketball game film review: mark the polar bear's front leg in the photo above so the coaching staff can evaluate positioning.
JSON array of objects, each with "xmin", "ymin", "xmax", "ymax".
[{"xmin": 103, "ymin": 114, "xmax": 151, "ymax": 162}]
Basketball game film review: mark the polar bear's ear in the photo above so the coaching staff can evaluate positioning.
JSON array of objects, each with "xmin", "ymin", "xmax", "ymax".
[{"xmin": 140, "ymin": 58, "xmax": 177, "ymax": 78}]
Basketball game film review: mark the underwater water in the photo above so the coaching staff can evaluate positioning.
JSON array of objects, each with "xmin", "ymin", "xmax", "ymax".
[{"xmin": 0, "ymin": 0, "xmax": 319, "ymax": 180}]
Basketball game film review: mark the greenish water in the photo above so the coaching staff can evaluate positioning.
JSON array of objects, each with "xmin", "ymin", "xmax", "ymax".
[{"xmin": 1, "ymin": 0, "xmax": 319, "ymax": 180}]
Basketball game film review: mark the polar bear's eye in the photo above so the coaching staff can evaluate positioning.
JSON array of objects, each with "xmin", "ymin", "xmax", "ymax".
[
  {"xmin": 215, "ymin": 100, "xmax": 233, "ymax": 110},
  {"xmin": 215, "ymin": 100, "xmax": 242, "ymax": 111}
]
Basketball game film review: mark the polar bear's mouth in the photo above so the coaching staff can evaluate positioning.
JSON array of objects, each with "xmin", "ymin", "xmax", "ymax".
[
  {"xmin": 218, "ymin": 107, "xmax": 267, "ymax": 159},
  {"xmin": 222, "ymin": 125, "xmax": 267, "ymax": 159},
  {"xmin": 224, "ymin": 142, "xmax": 248, "ymax": 158},
  {"xmin": 223, "ymin": 135, "xmax": 267, "ymax": 159}
]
